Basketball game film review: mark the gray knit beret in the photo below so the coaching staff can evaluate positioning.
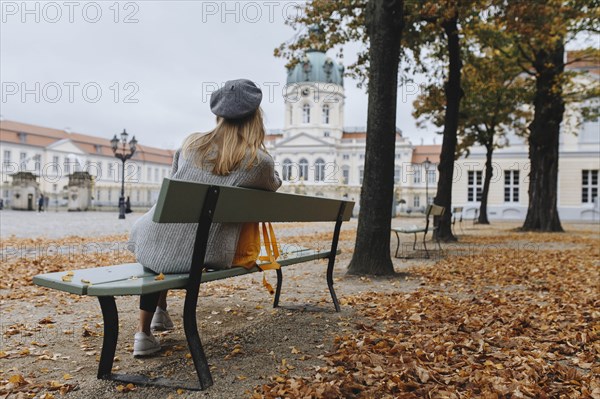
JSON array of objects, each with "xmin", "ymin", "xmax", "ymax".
[{"xmin": 210, "ymin": 79, "xmax": 263, "ymax": 120}]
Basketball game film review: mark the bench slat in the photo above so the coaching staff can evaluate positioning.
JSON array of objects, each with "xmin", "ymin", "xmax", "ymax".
[
  {"xmin": 153, "ymin": 179, "xmax": 354, "ymax": 224},
  {"xmin": 32, "ymin": 263, "xmax": 154, "ymax": 295},
  {"xmin": 87, "ymin": 249, "xmax": 333, "ymax": 296},
  {"xmin": 33, "ymin": 247, "xmax": 335, "ymax": 296},
  {"xmin": 392, "ymin": 226, "xmax": 426, "ymax": 234}
]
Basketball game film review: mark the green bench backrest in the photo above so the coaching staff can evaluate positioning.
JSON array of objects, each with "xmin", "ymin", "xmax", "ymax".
[
  {"xmin": 426, "ymin": 204, "xmax": 445, "ymax": 217},
  {"xmin": 153, "ymin": 178, "xmax": 355, "ymax": 223}
]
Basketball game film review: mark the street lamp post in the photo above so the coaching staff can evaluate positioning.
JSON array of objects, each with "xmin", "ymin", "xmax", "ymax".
[
  {"xmin": 110, "ymin": 129, "xmax": 137, "ymax": 219},
  {"xmin": 423, "ymin": 157, "xmax": 432, "ymax": 206}
]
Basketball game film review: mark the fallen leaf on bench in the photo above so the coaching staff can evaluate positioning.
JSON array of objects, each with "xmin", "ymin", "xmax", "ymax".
[
  {"xmin": 61, "ymin": 275, "xmax": 73, "ymax": 282},
  {"xmin": 155, "ymin": 273, "xmax": 165, "ymax": 281},
  {"xmin": 65, "ymin": 271, "xmax": 74, "ymax": 276},
  {"xmin": 80, "ymin": 279, "xmax": 91, "ymax": 284}
]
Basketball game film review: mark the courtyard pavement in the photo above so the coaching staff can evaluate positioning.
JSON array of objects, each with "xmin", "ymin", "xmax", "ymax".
[{"xmin": 0, "ymin": 209, "xmax": 144, "ymax": 239}]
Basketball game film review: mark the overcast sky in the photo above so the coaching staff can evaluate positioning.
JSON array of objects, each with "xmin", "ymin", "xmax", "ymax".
[{"xmin": 1, "ymin": 1, "xmax": 443, "ymax": 149}]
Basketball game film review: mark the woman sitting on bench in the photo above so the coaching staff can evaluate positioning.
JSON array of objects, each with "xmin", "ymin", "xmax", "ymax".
[{"xmin": 128, "ymin": 79, "xmax": 282, "ymax": 356}]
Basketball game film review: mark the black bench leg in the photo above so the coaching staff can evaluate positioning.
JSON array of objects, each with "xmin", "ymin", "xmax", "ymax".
[
  {"xmin": 97, "ymin": 296, "xmax": 118, "ymax": 379},
  {"xmin": 422, "ymin": 232, "xmax": 430, "ymax": 259},
  {"xmin": 183, "ymin": 278, "xmax": 213, "ymax": 390},
  {"xmin": 412, "ymin": 233, "xmax": 417, "ymax": 250},
  {"xmin": 394, "ymin": 231, "xmax": 401, "ymax": 258},
  {"xmin": 327, "ymin": 258, "xmax": 340, "ymax": 312},
  {"xmin": 273, "ymin": 268, "xmax": 283, "ymax": 308},
  {"xmin": 326, "ymin": 203, "xmax": 346, "ymax": 313}
]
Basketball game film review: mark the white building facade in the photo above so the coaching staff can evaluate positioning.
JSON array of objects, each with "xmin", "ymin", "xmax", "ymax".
[
  {"xmin": 265, "ymin": 49, "xmax": 435, "ymax": 215},
  {"xmin": 1, "ymin": 52, "xmax": 595, "ymax": 221},
  {"xmin": 0, "ymin": 120, "xmax": 173, "ymax": 209}
]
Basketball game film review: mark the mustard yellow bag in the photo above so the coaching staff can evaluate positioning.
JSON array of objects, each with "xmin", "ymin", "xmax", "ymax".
[{"xmin": 233, "ymin": 222, "xmax": 280, "ymax": 294}]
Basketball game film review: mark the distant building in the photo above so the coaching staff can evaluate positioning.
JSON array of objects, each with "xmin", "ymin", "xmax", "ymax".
[
  {"xmin": 265, "ymin": 49, "xmax": 436, "ymax": 215},
  {"xmin": 0, "ymin": 120, "xmax": 173, "ymax": 209},
  {"xmin": 451, "ymin": 51, "xmax": 599, "ymax": 221},
  {"xmin": 1, "ymin": 51, "xmax": 596, "ymax": 220}
]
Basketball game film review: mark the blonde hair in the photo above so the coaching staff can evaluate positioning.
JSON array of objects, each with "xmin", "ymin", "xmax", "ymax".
[{"xmin": 182, "ymin": 109, "xmax": 267, "ymax": 175}]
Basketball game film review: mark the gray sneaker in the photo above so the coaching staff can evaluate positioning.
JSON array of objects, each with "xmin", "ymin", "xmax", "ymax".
[
  {"xmin": 151, "ymin": 307, "xmax": 174, "ymax": 331},
  {"xmin": 133, "ymin": 332, "xmax": 161, "ymax": 357}
]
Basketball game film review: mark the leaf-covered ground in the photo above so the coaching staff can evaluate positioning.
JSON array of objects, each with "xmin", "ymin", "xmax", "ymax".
[
  {"xmin": 253, "ymin": 232, "xmax": 599, "ymax": 398},
  {"xmin": 1, "ymin": 223, "xmax": 598, "ymax": 398}
]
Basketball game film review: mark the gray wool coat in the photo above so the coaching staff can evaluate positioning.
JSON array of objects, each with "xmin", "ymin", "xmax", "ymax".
[{"xmin": 129, "ymin": 148, "xmax": 282, "ymax": 274}]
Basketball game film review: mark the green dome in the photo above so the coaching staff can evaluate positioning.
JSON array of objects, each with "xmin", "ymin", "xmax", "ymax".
[{"xmin": 286, "ymin": 50, "xmax": 344, "ymax": 87}]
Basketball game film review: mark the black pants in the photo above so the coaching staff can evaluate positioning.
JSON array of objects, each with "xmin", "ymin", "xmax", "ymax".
[{"xmin": 139, "ymin": 292, "xmax": 161, "ymax": 312}]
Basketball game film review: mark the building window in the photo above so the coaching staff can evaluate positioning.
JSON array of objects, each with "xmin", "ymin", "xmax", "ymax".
[
  {"xmin": 52, "ymin": 156, "xmax": 59, "ymax": 174},
  {"xmin": 154, "ymin": 168, "xmax": 159, "ymax": 182},
  {"xmin": 3, "ymin": 150, "xmax": 10, "ymax": 165},
  {"xmin": 427, "ymin": 196, "xmax": 433, "ymax": 205},
  {"xmin": 282, "ymin": 159, "xmax": 293, "ymax": 181},
  {"xmin": 342, "ymin": 165, "xmax": 350, "ymax": 184},
  {"xmin": 299, "ymin": 159, "xmax": 309, "ymax": 180},
  {"xmin": 322, "ymin": 104, "xmax": 330, "ymax": 124},
  {"xmin": 315, "ymin": 158, "xmax": 325, "ymax": 182},
  {"xmin": 63, "ymin": 157, "xmax": 70, "ymax": 174},
  {"xmin": 18, "ymin": 132, "xmax": 27, "ymax": 144},
  {"xmin": 342, "ymin": 154, "xmax": 349, "ymax": 160},
  {"xmin": 97, "ymin": 190, "xmax": 101, "ymax": 201},
  {"xmin": 302, "ymin": 104, "xmax": 311, "ymax": 124},
  {"xmin": 33, "ymin": 154, "xmax": 41, "ymax": 172},
  {"xmin": 427, "ymin": 169, "xmax": 436, "ymax": 184},
  {"xmin": 324, "ymin": 131, "xmax": 330, "ymax": 137},
  {"xmin": 137, "ymin": 166, "xmax": 142, "ymax": 182},
  {"xmin": 414, "ymin": 196, "xmax": 420, "ymax": 208},
  {"xmin": 108, "ymin": 189, "xmax": 112, "ymax": 202},
  {"xmin": 468, "ymin": 170, "xmax": 483, "ymax": 202},
  {"xmin": 394, "ymin": 167, "xmax": 401, "ymax": 183},
  {"xmin": 582, "ymin": 170, "xmax": 598, "ymax": 204},
  {"xmin": 413, "ymin": 165, "xmax": 422, "ymax": 184},
  {"xmin": 20, "ymin": 152, "xmax": 27, "ymax": 169},
  {"xmin": 108, "ymin": 163, "xmax": 114, "ymax": 180},
  {"xmin": 289, "ymin": 106, "xmax": 293, "ymax": 125},
  {"xmin": 359, "ymin": 168, "xmax": 364, "ymax": 184},
  {"xmin": 504, "ymin": 170, "xmax": 520, "ymax": 203},
  {"xmin": 147, "ymin": 167, "xmax": 151, "ymax": 182}
]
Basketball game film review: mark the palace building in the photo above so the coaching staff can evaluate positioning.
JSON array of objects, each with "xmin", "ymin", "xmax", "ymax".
[{"xmin": 0, "ymin": 50, "xmax": 597, "ymax": 220}]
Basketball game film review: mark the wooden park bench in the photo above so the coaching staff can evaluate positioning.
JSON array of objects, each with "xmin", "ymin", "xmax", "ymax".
[
  {"xmin": 33, "ymin": 178, "xmax": 354, "ymax": 391},
  {"xmin": 391, "ymin": 204, "xmax": 445, "ymax": 259}
]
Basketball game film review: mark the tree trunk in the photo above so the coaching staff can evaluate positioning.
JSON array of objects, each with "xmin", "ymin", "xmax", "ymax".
[
  {"xmin": 521, "ymin": 44, "xmax": 564, "ymax": 232},
  {"xmin": 347, "ymin": 0, "xmax": 404, "ymax": 276},
  {"xmin": 478, "ymin": 143, "xmax": 494, "ymax": 224},
  {"xmin": 433, "ymin": 14, "xmax": 462, "ymax": 242}
]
